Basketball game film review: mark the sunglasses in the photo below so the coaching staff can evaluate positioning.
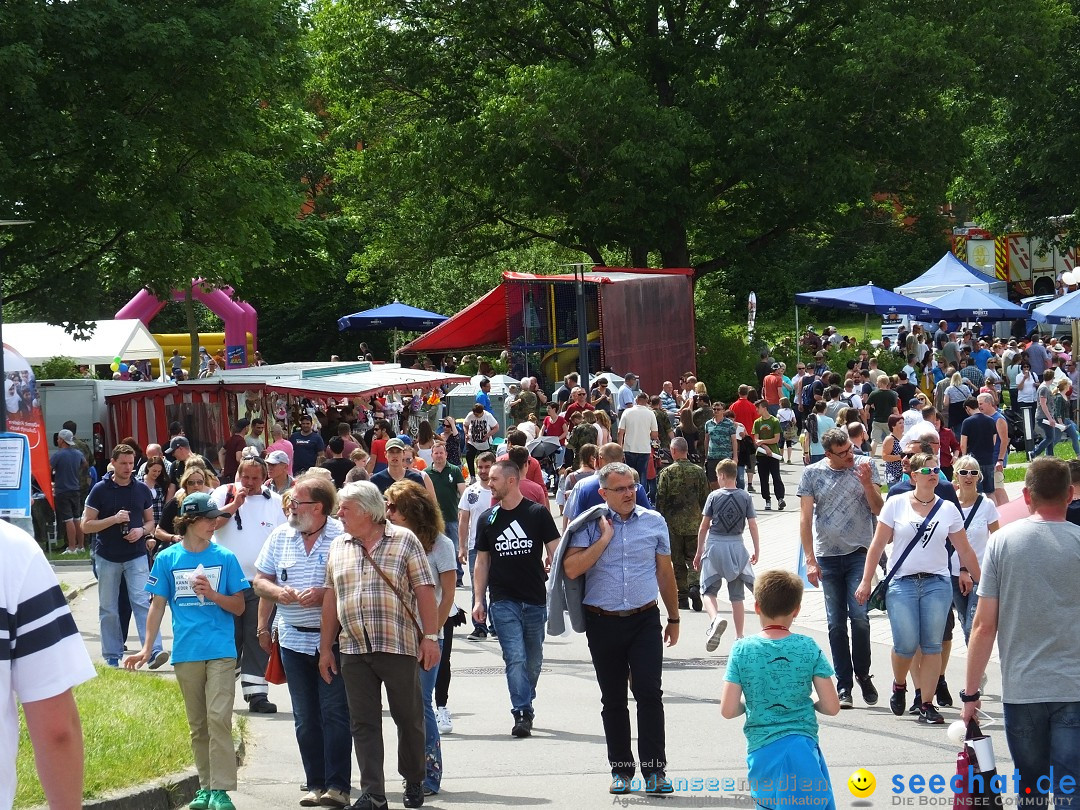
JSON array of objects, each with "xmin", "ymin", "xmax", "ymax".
[
  {"xmin": 955, "ymin": 470, "xmax": 980, "ymax": 478},
  {"xmin": 384, "ymin": 501, "xmax": 397, "ymax": 513},
  {"xmin": 915, "ymin": 467, "xmax": 940, "ymax": 475}
]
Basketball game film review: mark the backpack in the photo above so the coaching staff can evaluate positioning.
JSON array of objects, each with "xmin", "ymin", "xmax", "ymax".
[
  {"xmin": 468, "ymin": 415, "xmax": 488, "ymax": 445},
  {"xmin": 800, "ymin": 375, "xmax": 817, "ymax": 408}
]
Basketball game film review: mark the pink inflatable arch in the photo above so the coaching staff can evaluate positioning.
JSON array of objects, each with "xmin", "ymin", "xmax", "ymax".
[{"xmin": 116, "ymin": 281, "xmax": 258, "ymax": 367}]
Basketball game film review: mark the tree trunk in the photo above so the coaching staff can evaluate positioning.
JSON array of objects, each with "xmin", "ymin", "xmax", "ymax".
[{"xmin": 185, "ymin": 286, "xmax": 199, "ymax": 380}]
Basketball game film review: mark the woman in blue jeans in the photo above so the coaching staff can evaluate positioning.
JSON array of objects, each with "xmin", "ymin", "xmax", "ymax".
[
  {"xmin": 385, "ymin": 480, "xmax": 458, "ymax": 796},
  {"xmin": 856, "ymin": 454, "xmax": 982, "ymax": 725}
]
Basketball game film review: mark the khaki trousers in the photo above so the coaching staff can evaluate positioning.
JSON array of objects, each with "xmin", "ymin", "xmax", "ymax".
[{"xmin": 174, "ymin": 658, "xmax": 237, "ymax": 790}]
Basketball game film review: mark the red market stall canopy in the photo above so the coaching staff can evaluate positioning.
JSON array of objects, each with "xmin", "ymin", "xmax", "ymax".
[
  {"xmin": 104, "ymin": 363, "xmax": 467, "ymax": 455},
  {"xmin": 399, "ymin": 267, "xmax": 696, "ymax": 394}
]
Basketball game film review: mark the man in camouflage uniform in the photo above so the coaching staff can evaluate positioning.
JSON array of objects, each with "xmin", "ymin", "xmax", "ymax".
[
  {"xmin": 650, "ymin": 395, "xmax": 673, "ymax": 447},
  {"xmin": 655, "ymin": 437, "xmax": 709, "ymax": 612}
]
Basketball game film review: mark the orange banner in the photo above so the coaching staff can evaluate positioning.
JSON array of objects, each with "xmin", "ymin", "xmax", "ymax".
[{"xmin": 4, "ymin": 344, "xmax": 54, "ymax": 508}]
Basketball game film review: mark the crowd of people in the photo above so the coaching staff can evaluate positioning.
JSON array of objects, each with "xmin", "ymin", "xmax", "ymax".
[{"xmin": 8, "ymin": 323, "xmax": 1080, "ymax": 810}]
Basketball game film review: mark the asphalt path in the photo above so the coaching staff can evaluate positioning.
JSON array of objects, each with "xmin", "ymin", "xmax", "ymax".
[{"xmin": 59, "ymin": 461, "xmax": 1022, "ymax": 809}]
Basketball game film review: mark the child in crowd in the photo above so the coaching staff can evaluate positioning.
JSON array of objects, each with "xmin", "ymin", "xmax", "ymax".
[
  {"xmin": 125, "ymin": 492, "xmax": 248, "ymax": 810},
  {"xmin": 721, "ymin": 570, "xmax": 840, "ymax": 810},
  {"xmin": 777, "ymin": 397, "xmax": 797, "ymax": 464},
  {"xmin": 694, "ymin": 459, "xmax": 759, "ymax": 650}
]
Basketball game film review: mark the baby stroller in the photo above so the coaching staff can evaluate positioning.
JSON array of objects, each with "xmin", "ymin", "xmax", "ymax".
[{"xmin": 526, "ymin": 436, "xmax": 563, "ymax": 494}]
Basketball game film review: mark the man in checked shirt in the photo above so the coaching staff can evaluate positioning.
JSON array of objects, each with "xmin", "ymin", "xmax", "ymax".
[{"xmin": 253, "ymin": 473, "xmax": 351, "ymax": 809}]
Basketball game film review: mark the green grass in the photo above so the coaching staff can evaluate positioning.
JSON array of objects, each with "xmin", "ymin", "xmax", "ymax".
[
  {"xmin": 15, "ymin": 664, "xmax": 193, "ymax": 808},
  {"xmin": 757, "ymin": 313, "xmax": 883, "ymax": 342},
  {"xmin": 44, "ymin": 548, "xmax": 91, "ymax": 562}
]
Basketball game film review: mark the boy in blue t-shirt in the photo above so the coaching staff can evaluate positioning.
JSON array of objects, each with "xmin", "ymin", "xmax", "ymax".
[
  {"xmin": 721, "ymin": 570, "xmax": 840, "ymax": 810},
  {"xmin": 125, "ymin": 492, "xmax": 248, "ymax": 810}
]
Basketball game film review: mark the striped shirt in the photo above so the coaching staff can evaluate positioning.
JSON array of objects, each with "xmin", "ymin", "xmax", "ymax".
[
  {"xmin": 1, "ymin": 522, "xmax": 96, "ymax": 810},
  {"xmin": 324, "ymin": 524, "xmax": 434, "ymax": 657},
  {"xmin": 255, "ymin": 517, "xmax": 344, "ymax": 656}
]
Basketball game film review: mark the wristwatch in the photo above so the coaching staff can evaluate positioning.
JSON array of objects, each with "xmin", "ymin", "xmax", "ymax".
[
  {"xmin": 959, "ymin": 689, "xmax": 981, "ymax": 703},
  {"xmin": 423, "ymin": 633, "xmax": 439, "ymax": 642}
]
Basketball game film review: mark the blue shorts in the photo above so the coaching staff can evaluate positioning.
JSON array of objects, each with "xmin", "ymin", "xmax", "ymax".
[{"xmin": 747, "ymin": 735, "xmax": 835, "ymax": 810}]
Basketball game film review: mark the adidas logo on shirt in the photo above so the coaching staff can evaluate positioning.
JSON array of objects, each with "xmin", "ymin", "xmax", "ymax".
[{"xmin": 493, "ymin": 520, "xmax": 534, "ymax": 555}]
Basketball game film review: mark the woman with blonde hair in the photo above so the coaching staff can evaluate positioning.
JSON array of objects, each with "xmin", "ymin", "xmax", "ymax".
[
  {"xmin": 384, "ymin": 481, "xmax": 457, "ymax": 797},
  {"xmin": 152, "ymin": 466, "xmax": 214, "ymax": 558},
  {"xmin": 949, "ymin": 455, "xmax": 1000, "ymax": 642},
  {"xmin": 594, "ymin": 409, "xmax": 612, "ymax": 445},
  {"xmin": 855, "ymin": 453, "xmax": 982, "ymax": 725}
]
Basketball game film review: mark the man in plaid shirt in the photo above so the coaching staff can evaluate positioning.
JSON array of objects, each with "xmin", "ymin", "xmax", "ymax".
[{"xmin": 320, "ymin": 481, "xmax": 441, "ymax": 810}]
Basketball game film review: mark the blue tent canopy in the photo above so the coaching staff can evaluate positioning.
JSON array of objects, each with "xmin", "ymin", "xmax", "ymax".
[
  {"xmin": 1032, "ymin": 289, "xmax": 1080, "ymax": 324},
  {"xmin": 794, "ymin": 283, "xmax": 943, "ymax": 317},
  {"xmin": 928, "ymin": 287, "xmax": 1027, "ymax": 321},
  {"xmin": 337, "ymin": 301, "xmax": 448, "ymax": 332}
]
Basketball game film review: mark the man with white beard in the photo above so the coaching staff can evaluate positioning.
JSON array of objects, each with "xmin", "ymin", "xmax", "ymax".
[{"xmin": 252, "ymin": 473, "xmax": 352, "ymax": 808}]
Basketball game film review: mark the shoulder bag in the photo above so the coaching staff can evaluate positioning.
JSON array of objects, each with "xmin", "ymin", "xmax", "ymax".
[
  {"xmin": 868, "ymin": 498, "xmax": 944, "ymax": 612},
  {"xmin": 361, "ymin": 542, "xmax": 424, "ymax": 640}
]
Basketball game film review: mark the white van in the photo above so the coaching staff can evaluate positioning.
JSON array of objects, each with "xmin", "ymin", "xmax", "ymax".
[{"xmin": 39, "ymin": 378, "xmax": 171, "ymax": 471}]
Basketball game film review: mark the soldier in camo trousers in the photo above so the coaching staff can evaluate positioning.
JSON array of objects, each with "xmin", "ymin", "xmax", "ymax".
[{"xmin": 655, "ymin": 437, "xmax": 710, "ymax": 612}]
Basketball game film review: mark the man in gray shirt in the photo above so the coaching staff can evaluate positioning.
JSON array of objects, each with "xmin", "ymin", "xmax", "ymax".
[
  {"xmin": 963, "ymin": 457, "xmax": 1080, "ymax": 804},
  {"xmin": 797, "ymin": 428, "xmax": 883, "ymax": 710}
]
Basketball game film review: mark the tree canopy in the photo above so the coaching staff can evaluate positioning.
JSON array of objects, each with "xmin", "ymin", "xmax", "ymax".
[
  {"xmin": 0, "ymin": 0, "xmax": 319, "ymax": 323},
  {"xmin": 311, "ymin": 0, "xmax": 1065, "ymax": 302}
]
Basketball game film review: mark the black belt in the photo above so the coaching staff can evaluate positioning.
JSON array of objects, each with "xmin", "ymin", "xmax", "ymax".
[
  {"xmin": 288, "ymin": 625, "xmax": 322, "ymax": 633},
  {"xmin": 585, "ymin": 600, "xmax": 657, "ymax": 618},
  {"xmin": 900, "ymin": 572, "xmax": 942, "ymax": 580}
]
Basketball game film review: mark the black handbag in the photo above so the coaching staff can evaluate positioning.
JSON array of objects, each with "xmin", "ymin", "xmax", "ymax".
[{"xmin": 868, "ymin": 498, "xmax": 944, "ymax": 612}]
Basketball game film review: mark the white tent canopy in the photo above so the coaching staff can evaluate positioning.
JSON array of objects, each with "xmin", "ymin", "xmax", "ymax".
[
  {"xmin": 895, "ymin": 253, "xmax": 1009, "ymax": 302},
  {"xmin": 4, "ymin": 319, "xmax": 165, "ymax": 370}
]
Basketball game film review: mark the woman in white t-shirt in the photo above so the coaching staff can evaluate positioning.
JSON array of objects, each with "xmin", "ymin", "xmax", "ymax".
[
  {"xmin": 855, "ymin": 453, "xmax": 982, "ymax": 725},
  {"xmin": 950, "ymin": 455, "xmax": 1000, "ymax": 643}
]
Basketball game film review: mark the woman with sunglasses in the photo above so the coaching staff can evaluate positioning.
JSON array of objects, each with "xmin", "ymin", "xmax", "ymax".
[
  {"xmin": 1014, "ymin": 358, "xmax": 1039, "ymax": 437},
  {"xmin": 855, "ymin": 453, "xmax": 982, "ymax": 725},
  {"xmin": 153, "ymin": 466, "xmax": 214, "ymax": 560},
  {"xmin": 950, "ymin": 456, "xmax": 1000, "ymax": 642},
  {"xmin": 384, "ymin": 481, "xmax": 457, "ymax": 798}
]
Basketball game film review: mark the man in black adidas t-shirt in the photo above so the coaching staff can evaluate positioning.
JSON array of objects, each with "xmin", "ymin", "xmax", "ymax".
[{"xmin": 473, "ymin": 460, "xmax": 560, "ymax": 738}]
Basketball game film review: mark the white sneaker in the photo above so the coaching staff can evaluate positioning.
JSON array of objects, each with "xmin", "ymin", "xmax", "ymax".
[
  {"xmin": 705, "ymin": 616, "xmax": 728, "ymax": 652},
  {"xmin": 436, "ymin": 706, "xmax": 453, "ymax": 734},
  {"xmin": 61, "ymin": 548, "xmax": 75, "ymax": 555}
]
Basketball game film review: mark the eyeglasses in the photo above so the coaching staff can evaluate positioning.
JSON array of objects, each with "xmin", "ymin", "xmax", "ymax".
[
  {"xmin": 288, "ymin": 501, "xmax": 317, "ymax": 509},
  {"xmin": 956, "ymin": 469, "xmax": 979, "ymax": 477},
  {"xmin": 186, "ymin": 478, "xmax": 205, "ymax": 485},
  {"xmin": 915, "ymin": 467, "xmax": 940, "ymax": 475},
  {"xmin": 712, "ymin": 407, "xmax": 723, "ymax": 412},
  {"xmin": 603, "ymin": 485, "xmax": 636, "ymax": 495},
  {"xmin": 826, "ymin": 445, "xmax": 854, "ymax": 456}
]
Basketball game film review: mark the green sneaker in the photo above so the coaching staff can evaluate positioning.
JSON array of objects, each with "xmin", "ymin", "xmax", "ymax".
[
  {"xmin": 208, "ymin": 790, "xmax": 236, "ymax": 810},
  {"xmin": 189, "ymin": 789, "xmax": 211, "ymax": 810}
]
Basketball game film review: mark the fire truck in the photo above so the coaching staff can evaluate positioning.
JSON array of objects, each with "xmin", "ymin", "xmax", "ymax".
[{"xmin": 952, "ymin": 225, "xmax": 1078, "ymax": 299}]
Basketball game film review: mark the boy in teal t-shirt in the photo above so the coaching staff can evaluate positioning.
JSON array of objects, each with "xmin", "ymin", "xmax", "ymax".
[
  {"xmin": 125, "ymin": 492, "xmax": 247, "ymax": 810},
  {"xmin": 721, "ymin": 570, "xmax": 840, "ymax": 810}
]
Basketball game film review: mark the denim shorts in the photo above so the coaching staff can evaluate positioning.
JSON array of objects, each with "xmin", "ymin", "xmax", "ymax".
[{"xmin": 886, "ymin": 574, "xmax": 952, "ymax": 657}]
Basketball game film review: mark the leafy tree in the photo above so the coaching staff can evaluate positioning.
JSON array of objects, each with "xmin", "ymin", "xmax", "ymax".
[
  {"xmin": 311, "ymin": 0, "xmax": 1054, "ymax": 293},
  {"xmin": 951, "ymin": 3, "xmax": 1080, "ymax": 245},
  {"xmin": 0, "ymin": 0, "xmax": 319, "ymax": 327}
]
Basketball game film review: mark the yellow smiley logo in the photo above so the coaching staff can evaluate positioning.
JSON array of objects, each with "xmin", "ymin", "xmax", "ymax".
[{"xmin": 848, "ymin": 768, "xmax": 876, "ymax": 798}]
